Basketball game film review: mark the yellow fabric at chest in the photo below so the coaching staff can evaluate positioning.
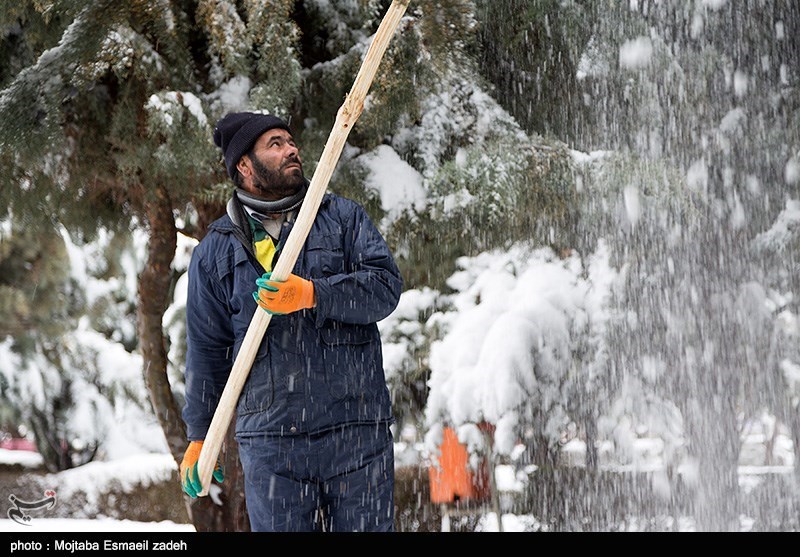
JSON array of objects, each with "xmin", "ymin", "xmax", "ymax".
[{"xmin": 254, "ymin": 236, "xmax": 277, "ymax": 272}]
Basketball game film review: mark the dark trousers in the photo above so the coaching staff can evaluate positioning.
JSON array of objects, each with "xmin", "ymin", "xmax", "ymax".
[{"xmin": 238, "ymin": 423, "xmax": 395, "ymax": 532}]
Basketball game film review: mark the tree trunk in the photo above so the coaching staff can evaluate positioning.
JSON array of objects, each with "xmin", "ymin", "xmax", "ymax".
[
  {"xmin": 180, "ymin": 427, "xmax": 250, "ymax": 532},
  {"xmin": 193, "ymin": 199, "xmax": 226, "ymax": 242},
  {"xmin": 219, "ymin": 423, "xmax": 250, "ymax": 531},
  {"xmin": 137, "ymin": 186, "xmax": 248, "ymax": 531},
  {"xmin": 684, "ymin": 389, "xmax": 742, "ymax": 532},
  {"xmin": 790, "ymin": 406, "xmax": 800, "ymax": 486},
  {"xmin": 583, "ymin": 415, "xmax": 598, "ymax": 472},
  {"xmin": 137, "ymin": 186, "xmax": 184, "ymax": 458}
]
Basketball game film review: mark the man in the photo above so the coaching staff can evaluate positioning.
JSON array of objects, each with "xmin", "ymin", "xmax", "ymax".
[{"xmin": 179, "ymin": 111, "xmax": 403, "ymax": 532}]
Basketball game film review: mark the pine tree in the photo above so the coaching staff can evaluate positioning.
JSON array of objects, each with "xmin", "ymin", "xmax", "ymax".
[{"xmin": 0, "ymin": 0, "xmax": 305, "ymax": 531}]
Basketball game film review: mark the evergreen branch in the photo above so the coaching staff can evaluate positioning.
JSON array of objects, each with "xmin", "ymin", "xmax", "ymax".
[{"xmin": 0, "ymin": 0, "xmax": 122, "ymax": 150}]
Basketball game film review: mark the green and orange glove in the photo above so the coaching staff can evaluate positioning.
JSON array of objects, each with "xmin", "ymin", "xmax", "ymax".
[
  {"xmin": 180, "ymin": 441, "xmax": 224, "ymax": 498},
  {"xmin": 253, "ymin": 272, "xmax": 315, "ymax": 315}
]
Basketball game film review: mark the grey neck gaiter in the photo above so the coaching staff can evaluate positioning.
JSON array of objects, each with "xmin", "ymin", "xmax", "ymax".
[{"xmin": 235, "ymin": 182, "xmax": 307, "ymax": 219}]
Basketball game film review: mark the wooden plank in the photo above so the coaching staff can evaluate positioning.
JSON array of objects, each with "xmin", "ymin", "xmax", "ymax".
[{"xmin": 195, "ymin": 0, "xmax": 412, "ymax": 497}]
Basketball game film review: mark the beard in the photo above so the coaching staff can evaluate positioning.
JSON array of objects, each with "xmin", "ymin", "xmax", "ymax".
[{"xmin": 250, "ymin": 154, "xmax": 306, "ymax": 199}]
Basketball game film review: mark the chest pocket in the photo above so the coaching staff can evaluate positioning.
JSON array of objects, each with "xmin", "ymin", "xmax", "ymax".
[
  {"xmin": 304, "ymin": 232, "xmax": 345, "ymax": 276},
  {"xmin": 215, "ymin": 241, "xmax": 251, "ymax": 281}
]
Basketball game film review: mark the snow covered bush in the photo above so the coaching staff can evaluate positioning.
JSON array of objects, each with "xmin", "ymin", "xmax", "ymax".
[{"xmin": 424, "ymin": 242, "xmax": 619, "ymax": 465}]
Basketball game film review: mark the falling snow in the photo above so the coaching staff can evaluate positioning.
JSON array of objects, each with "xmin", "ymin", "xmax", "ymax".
[{"xmin": 1, "ymin": 0, "xmax": 798, "ymax": 533}]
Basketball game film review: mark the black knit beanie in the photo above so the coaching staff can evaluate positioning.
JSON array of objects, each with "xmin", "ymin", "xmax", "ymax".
[{"xmin": 213, "ymin": 112, "xmax": 292, "ymax": 179}]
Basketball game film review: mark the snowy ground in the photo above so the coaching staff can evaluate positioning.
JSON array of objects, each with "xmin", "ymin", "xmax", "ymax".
[
  {"xmin": 1, "ymin": 518, "xmax": 195, "ymax": 532},
  {"xmin": 0, "ymin": 443, "xmax": 541, "ymax": 532},
  {"xmin": 0, "ymin": 428, "xmax": 795, "ymax": 532}
]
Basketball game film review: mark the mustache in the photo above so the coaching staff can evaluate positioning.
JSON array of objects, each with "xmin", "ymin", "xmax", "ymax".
[{"xmin": 281, "ymin": 156, "xmax": 302, "ymax": 170}]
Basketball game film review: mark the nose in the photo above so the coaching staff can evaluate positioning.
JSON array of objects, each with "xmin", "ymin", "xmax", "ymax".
[{"xmin": 286, "ymin": 143, "xmax": 300, "ymax": 161}]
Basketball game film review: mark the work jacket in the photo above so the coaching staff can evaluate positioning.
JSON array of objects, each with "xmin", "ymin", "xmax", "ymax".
[{"xmin": 182, "ymin": 192, "xmax": 402, "ymax": 440}]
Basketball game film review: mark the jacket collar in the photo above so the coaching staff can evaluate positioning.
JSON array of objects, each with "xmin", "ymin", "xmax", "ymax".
[{"xmin": 212, "ymin": 189, "xmax": 335, "ymax": 237}]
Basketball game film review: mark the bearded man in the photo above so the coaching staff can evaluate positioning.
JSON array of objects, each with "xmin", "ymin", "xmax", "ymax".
[{"xmin": 179, "ymin": 112, "xmax": 402, "ymax": 532}]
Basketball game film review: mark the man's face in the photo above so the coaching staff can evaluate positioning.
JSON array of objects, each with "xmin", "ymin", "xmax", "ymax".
[{"xmin": 241, "ymin": 129, "xmax": 305, "ymax": 199}]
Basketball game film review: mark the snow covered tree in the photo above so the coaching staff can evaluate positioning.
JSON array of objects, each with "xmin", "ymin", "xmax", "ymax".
[
  {"xmin": 0, "ymin": 223, "xmax": 84, "ymax": 471},
  {"xmin": 567, "ymin": 0, "xmax": 800, "ymax": 531},
  {"xmin": 475, "ymin": 0, "xmax": 591, "ymax": 143},
  {"xmin": 0, "ymin": 218, "xmax": 166, "ymax": 473},
  {"xmin": 410, "ymin": 0, "xmax": 799, "ymax": 531},
  {"xmin": 754, "ymin": 200, "xmax": 800, "ymax": 482},
  {"xmin": 0, "ymin": 0, "xmax": 305, "ymax": 531}
]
